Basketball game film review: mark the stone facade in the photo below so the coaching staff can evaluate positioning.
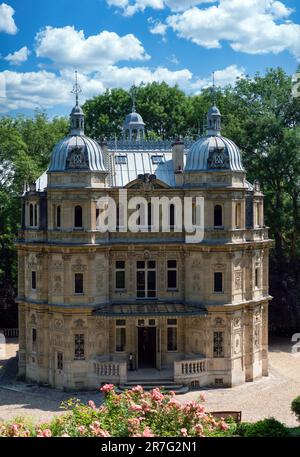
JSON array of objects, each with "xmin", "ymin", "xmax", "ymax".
[{"xmin": 16, "ymin": 98, "xmax": 272, "ymax": 390}]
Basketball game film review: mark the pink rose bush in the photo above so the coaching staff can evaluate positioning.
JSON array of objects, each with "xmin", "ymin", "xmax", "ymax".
[{"xmin": 0, "ymin": 385, "xmax": 235, "ymax": 437}]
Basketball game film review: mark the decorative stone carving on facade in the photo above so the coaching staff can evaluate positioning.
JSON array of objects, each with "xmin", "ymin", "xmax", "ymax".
[
  {"xmin": 30, "ymin": 314, "xmax": 37, "ymax": 325},
  {"xmin": 234, "ymin": 271, "xmax": 242, "ymax": 290},
  {"xmin": 233, "ymin": 334, "xmax": 241, "ymax": 354},
  {"xmin": 71, "ymin": 258, "xmax": 87, "ymax": 272},
  {"xmin": 207, "ymin": 147, "xmax": 229, "ymax": 169},
  {"xmin": 54, "ymin": 319, "xmax": 64, "ymax": 330},
  {"xmin": 53, "ymin": 274, "xmax": 62, "ymax": 294},
  {"xmin": 254, "ymin": 325, "xmax": 260, "ymax": 349},
  {"xmin": 214, "ymin": 317, "xmax": 225, "ymax": 326},
  {"xmin": 233, "ymin": 317, "xmax": 241, "ymax": 328},
  {"xmin": 72, "ymin": 319, "xmax": 86, "ymax": 330},
  {"xmin": 51, "ymin": 259, "xmax": 63, "ymax": 271}
]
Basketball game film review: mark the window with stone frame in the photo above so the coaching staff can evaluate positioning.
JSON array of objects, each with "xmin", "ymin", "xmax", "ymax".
[
  {"xmin": 167, "ymin": 318, "xmax": 178, "ymax": 351},
  {"xmin": 116, "ymin": 320, "xmax": 126, "ymax": 352},
  {"xmin": 74, "ymin": 334, "xmax": 85, "ymax": 359},
  {"xmin": 213, "ymin": 331, "xmax": 224, "ymax": 358},
  {"xmin": 31, "ymin": 271, "xmax": 37, "ymax": 290},
  {"xmin": 32, "ymin": 328, "xmax": 37, "ymax": 352},
  {"xmin": 56, "ymin": 205, "xmax": 61, "ymax": 228},
  {"xmin": 214, "ymin": 272, "xmax": 223, "ymax": 293},
  {"xmin": 74, "ymin": 205, "xmax": 83, "ymax": 228},
  {"xmin": 167, "ymin": 260, "xmax": 177, "ymax": 289},
  {"xmin": 115, "ymin": 261, "xmax": 125, "ymax": 290},
  {"xmin": 214, "ymin": 204, "xmax": 223, "ymax": 227},
  {"xmin": 255, "ymin": 267, "xmax": 260, "ymax": 288},
  {"xmin": 74, "ymin": 273, "xmax": 84, "ymax": 294},
  {"xmin": 57, "ymin": 352, "xmax": 63, "ymax": 370},
  {"xmin": 136, "ymin": 260, "xmax": 156, "ymax": 298}
]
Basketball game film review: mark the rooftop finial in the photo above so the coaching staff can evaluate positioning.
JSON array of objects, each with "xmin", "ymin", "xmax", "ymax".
[
  {"xmin": 131, "ymin": 85, "xmax": 137, "ymax": 112},
  {"xmin": 212, "ymin": 71, "xmax": 217, "ymax": 105},
  {"xmin": 71, "ymin": 69, "xmax": 82, "ymax": 106}
]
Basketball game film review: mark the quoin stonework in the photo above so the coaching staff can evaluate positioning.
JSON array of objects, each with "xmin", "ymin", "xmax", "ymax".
[{"xmin": 16, "ymin": 81, "xmax": 272, "ymax": 390}]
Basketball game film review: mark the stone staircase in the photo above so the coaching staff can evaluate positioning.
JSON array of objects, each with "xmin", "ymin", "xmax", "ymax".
[{"xmin": 117, "ymin": 379, "xmax": 189, "ymax": 395}]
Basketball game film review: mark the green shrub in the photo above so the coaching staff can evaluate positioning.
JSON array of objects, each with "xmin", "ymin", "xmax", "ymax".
[
  {"xmin": 236, "ymin": 418, "xmax": 289, "ymax": 437},
  {"xmin": 291, "ymin": 396, "xmax": 300, "ymax": 423}
]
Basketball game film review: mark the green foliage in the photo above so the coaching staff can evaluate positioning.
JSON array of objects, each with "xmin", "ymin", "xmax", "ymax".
[
  {"xmin": 236, "ymin": 418, "xmax": 290, "ymax": 437},
  {"xmin": 0, "ymin": 111, "xmax": 68, "ymax": 325},
  {"xmin": 0, "ymin": 387, "xmax": 236, "ymax": 437},
  {"xmin": 291, "ymin": 396, "xmax": 300, "ymax": 422}
]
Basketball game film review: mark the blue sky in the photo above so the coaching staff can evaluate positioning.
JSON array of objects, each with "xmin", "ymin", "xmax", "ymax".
[{"xmin": 0, "ymin": 0, "xmax": 300, "ymax": 117}]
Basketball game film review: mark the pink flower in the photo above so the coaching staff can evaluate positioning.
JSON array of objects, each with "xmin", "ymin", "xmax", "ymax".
[
  {"xmin": 131, "ymin": 385, "xmax": 144, "ymax": 394},
  {"xmin": 141, "ymin": 427, "xmax": 155, "ymax": 437},
  {"xmin": 78, "ymin": 425, "xmax": 86, "ymax": 435},
  {"xmin": 88, "ymin": 400, "xmax": 96, "ymax": 409},
  {"xmin": 130, "ymin": 403, "xmax": 143, "ymax": 412},
  {"xmin": 128, "ymin": 418, "xmax": 141, "ymax": 428},
  {"xmin": 181, "ymin": 428, "xmax": 188, "ymax": 437},
  {"xmin": 100, "ymin": 383, "xmax": 114, "ymax": 393},
  {"xmin": 37, "ymin": 429, "xmax": 52, "ymax": 437},
  {"xmin": 194, "ymin": 424, "xmax": 204, "ymax": 435},
  {"xmin": 151, "ymin": 388, "xmax": 164, "ymax": 402},
  {"xmin": 167, "ymin": 398, "xmax": 182, "ymax": 409},
  {"xmin": 219, "ymin": 421, "xmax": 229, "ymax": 431}
]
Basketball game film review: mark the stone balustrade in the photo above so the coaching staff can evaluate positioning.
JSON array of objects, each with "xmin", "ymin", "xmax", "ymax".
[
  {"xmin": 174, "ymin": 358, "xmax": 207, "ymax": 384},
  {"xmin": 92, "ymin": 360, "xmax": 127, "ymax": 383}
]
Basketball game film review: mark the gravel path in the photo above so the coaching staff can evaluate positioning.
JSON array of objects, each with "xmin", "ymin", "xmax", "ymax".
[{"xmin": 0, "ymin": 337, "xmax": 299, "ymax": 426}]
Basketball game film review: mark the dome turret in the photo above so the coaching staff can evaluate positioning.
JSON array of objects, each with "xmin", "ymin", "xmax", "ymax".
[{"xmin": 123, "ymin": 87, "xmax": 145, "ymax": 142}]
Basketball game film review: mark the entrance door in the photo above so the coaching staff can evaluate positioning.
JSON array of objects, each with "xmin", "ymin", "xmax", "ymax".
[{"xmin": 138, "ymin": 327, "xmax": 156, "ymax": 368}]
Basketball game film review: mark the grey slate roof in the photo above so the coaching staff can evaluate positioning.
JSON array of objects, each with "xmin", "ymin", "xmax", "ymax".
[
  {"xmin": 185, "ymin": 135, "xmax": 244, "ymax": 172},
  {"xmin": 48, "ymin": 135, "xmax": 106, "ymax": 172}
]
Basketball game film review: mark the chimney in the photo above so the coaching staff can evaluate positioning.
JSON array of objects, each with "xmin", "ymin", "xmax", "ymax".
[{"xmin": 172, "ymin": 138, "xmax": 184, "ymax": 186}]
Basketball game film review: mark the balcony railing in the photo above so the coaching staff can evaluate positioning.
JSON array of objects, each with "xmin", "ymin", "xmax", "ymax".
[
  {"xmin": 91, "ymin": 360, "xmax": 127, "ymax": 383},
  {"xmin": 174, "ymin": 358, "xmax": 207, "ymax": 383}
]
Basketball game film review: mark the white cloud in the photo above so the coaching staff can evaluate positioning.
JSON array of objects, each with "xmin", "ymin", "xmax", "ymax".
[
  {"xmin": 0, "ymin": 3, "xmax": 17, "ymax": 34},
  {"xmin": 149, "ymin": 21, "xmax": 168, "ymax": 37},
  {"xmin": 4, "ymin": 46, "xmax": 30, "ymax": 65},
  {"xmin": 191, "ymin": 64, "xmax": 245, "ymax": 91},
  {"xmin": 35, "ymin": 26, "xmax": 150, "ymax": 70},
  {"xmin": 106, "ymin": 0, "xmax": 215, "ymax": 16},
  {"xmin": 167, "ymin": 0, "xmax": 300, "ymax": 60},
  {"xmin": 99, "ymin": 65, "xmax": 193, "ymax": 89},
  {"xmin": 0, "ymin": 70, "xmax": 104, "ymax": 112},
  {"xmin": 0, "ymin": 64, "xmax": 244, "ymax": 113}
]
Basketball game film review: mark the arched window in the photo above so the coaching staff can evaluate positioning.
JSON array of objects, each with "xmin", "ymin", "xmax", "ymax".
[
  {"xmin": 56, "ymin": 206, "xmax": 61, "ymax": 228},
  {"xmin": 148, "ymin": 202, "xmax": 152, "ymax": 228},
  {"xmin": 74, "ymin": 205, "xmax": 83, "ymax": 228},
  {"xmin": 29, "ymin": 204, "xmax": 34, "ymax": 226},
  {"xmin": 170, "ymin": 204, "xmax": 175, "ymax": 228},
  {"xmin": 214, "ymin": 205, "xmax": 223, "ymax": 227}
]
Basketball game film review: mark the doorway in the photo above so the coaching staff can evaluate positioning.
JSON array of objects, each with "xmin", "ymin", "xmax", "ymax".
[{"xmin": 138, "ymin": 327, "xmax": 156, "ymax": 368}]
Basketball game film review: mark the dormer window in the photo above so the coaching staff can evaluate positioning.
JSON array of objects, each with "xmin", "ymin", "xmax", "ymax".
[{"xmin": 115, "ymin": 156, "xmax": 127, "ymax": 165}]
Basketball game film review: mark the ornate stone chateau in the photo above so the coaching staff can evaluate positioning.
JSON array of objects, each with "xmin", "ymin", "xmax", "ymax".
[{"xmin": 17, "ymin": 81, "xmax": 272, "ymax": 390}]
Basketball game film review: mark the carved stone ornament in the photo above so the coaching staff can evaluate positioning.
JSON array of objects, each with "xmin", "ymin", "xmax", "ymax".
[
  {"xmin": 71, "ymin": 258, "xmax": 87, "ymax": 272},
  {"xmin": 214, "ymin": 317, "xmax": 225, "ymax": 326},
  {"xmin": 234, "ymin": 271, "xmax": 242, "ymax": 290}
]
